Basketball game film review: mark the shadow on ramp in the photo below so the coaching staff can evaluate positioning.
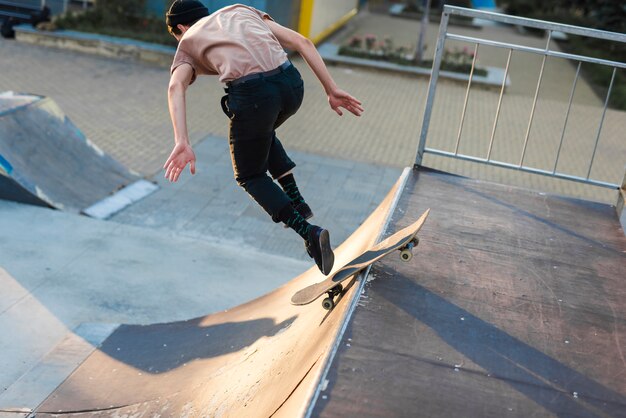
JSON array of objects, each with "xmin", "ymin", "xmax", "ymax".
[
  {"xmin": 378, "ymin": 276, "xmax": 626, "ymax": 417},
  {"xmin": 312, "ymin": 167, "xmax": 626, "ymax": 417},
  {"xmin": 100, "ymin": 317, "xmax": 297, "ymax": 375}
]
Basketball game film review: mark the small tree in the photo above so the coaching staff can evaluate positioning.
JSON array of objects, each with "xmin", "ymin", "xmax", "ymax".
[
  {"xmin": 414, "ymin": 0, "xmax": 432, "ymax": 64},
  {"xmin": 505, "ymin": 0, "xmax": 625, "ymax": 33}
]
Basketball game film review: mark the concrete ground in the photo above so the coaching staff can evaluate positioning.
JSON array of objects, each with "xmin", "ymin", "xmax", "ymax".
[
  {"xmin": 0, "ymin": 6, "xmax": 624, "ymax": 413},
  {"xmin": 111, "ymin": 135, "xmax": 401, "ymax": 260},
  {"xmin": 0, "ymin": 200, "xmax": 308, "ymax": 409}
]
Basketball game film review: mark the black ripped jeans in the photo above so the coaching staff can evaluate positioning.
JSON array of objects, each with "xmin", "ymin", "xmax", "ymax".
[{"xmin": 221, "ymin": 63, "xmax": 304, "ymax": 222}]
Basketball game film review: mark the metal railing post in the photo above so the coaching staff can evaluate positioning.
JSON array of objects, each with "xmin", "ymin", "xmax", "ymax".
[
  {"xmin": 618, "ymin": 167, "xmax": 626, "ymax": 231},
  {"xmin": 413, "ymin": 6, "xmax": 624, "ymax": 191},
  {"xmin": 455, "ymin": 43, "xmax": 479, "ymax": 155},
  {"xmin": 414, "ymin": 7, "xmax": 450, "ymax": 168},
  {"xmin": 587, "ymin": 67, "xmax": 617, "ymax": 180},
  {"xmin": 553, "ymin": 62, "xmax": 581, "ymax": 174},
  {"xmin": 487, "ymin": 49, "xmax": 512, "ymax": 161},
  {"xmin": 520, "ymin": 31, "xmax": 552, "ymax": 167}
]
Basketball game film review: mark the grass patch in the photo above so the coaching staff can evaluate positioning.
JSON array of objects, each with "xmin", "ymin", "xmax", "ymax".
[{"xmin": 54, "ymin": 5, "xmax": 176, "ymax": 47}]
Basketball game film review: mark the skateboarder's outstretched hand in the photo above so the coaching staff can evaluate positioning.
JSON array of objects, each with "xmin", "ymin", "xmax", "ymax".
[
  {"xmin": 328, "ymin": 88, "xmax": 363, "ymax": 117},
  {"xmin": 164, "ymin": 142, "xmax": 196, "ymax": 182},
  {"xmin": 263, "ymin": 20, "xmax": 363, "ymax": 118}
]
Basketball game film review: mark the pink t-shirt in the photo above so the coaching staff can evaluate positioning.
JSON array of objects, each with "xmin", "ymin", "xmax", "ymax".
[{"xmin": 170, "ymin": 4, "xmax": 288, "ymax": 84}]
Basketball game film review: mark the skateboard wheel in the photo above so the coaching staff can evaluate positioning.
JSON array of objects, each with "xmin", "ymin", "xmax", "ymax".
[
  {"xmin": 412, "ymin": 237, "xmax": 419, "ymax": 247},
  {"xmin": 322, "ymin": 297, "xmax": 334, "ymax": 310},
  {"xmin": 400, "ymin": 249, "xmax": 413, "ymax": 262}
]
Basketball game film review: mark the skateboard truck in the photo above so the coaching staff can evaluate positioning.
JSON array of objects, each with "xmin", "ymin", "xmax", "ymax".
[
  {"xmin": 320, "ymin": 236, "xmax": 419, "ymax": 310},
  {"xmin": 399, "ymin": 237, "xmax": 419, "ymax": 262},
  {"xmin": 321, "ymin": 237, "xmax": 419, "ymax": 309},
  {"xmin": 322, "ymin": 284, "xmax": 343, "ymax": 310}
]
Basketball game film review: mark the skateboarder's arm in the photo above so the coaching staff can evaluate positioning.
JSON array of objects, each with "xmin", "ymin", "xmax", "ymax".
[
  {"xmin": 264, "ymin": 19, "xmax": 363, "ymax": 117},
  {"xmin": 164, "ymin": 64, "xmax": 196, "ymax": 182},
  {"xmin": 168, "ymin": 63, "xmax": 193, "ymax": 146}
]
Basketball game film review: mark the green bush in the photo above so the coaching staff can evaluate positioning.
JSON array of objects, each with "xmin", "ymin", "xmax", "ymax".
[
  {"xmin": 504, "ymin": 0, "xmax": 625, "ymax": 33},
  {"xmin": 503, "ymin": 0, "xmax": 626, "ymax": 110},
  {"xmin": 96, "ymin": 0, "xmax": 146, "ymax": 19},
  {"xmin": 609, "ymin": 84, "xmax": 626, "ymax": 109},
  {"xmin": 339, "ymin": 35, "xmax": 488, "ymax": 76},
  {"xmin": 564, "ymin": 36, "xmax": 626, "ymax": 110},
  {"xmin": 54, "ymin": 0, "xmax": 177, "ymax": 47}
]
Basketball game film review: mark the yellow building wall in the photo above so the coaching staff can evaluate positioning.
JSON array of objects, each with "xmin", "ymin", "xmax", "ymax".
[{"xmin": 299, "ymin": 0, "xmax": 358, "ymax": 44}]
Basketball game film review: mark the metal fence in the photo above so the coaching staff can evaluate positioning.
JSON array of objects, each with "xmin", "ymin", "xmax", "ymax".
[{"xmin": 415, "ymin": 5, "xmax": 626, "ymax": 190}]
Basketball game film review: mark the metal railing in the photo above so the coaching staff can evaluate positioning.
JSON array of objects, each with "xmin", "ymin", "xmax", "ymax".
[{"xmin": 415, "ymin": 6, "xmax": 626, "ymax": 190}]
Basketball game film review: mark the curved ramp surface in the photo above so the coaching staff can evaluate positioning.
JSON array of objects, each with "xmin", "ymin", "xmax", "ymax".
[
  {"xmin": 0, "ymin": 92, "xmax": 141, "ymax": 214},
  {"xmin": 34, "ymin": 170, "xmax": 410, "ymax": 417}
]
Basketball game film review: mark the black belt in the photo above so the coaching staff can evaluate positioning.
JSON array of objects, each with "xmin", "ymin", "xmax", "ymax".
[{"xmin": 227, "ymin": 61, "xmax": 292, "ymax": 87}]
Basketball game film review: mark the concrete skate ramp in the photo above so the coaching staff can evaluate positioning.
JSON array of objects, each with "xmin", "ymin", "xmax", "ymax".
[
  {"xmin": 0, "ymin": 92, "xmax": 140, "ymax": 213},
  {"xmin": 34, "ymin": 170, "xmax": 410, "ymax": 417}
]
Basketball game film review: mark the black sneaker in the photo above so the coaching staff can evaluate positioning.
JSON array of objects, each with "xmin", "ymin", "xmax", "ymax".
[
  {"xmin": 283, "ymin": 202, "xmax": 314, "ymax": 228},
  {"xmin": 305, "ymin": 226, "xmax": 334, "ymax": 275}
]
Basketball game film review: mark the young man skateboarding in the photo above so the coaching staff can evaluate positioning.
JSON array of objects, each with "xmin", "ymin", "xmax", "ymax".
[{"xmin": 163, "ymin": 0, "xmax": 363, "ymax": 275}]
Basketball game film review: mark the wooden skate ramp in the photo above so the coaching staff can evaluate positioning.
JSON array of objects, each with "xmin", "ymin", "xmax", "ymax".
[
  {"xmin": 312, "ymin": 168, "xmax": 626, "ymax": 417},
  {"xmin": 34, "ymin": 170, "xmax": 411, "ymax": 417}
]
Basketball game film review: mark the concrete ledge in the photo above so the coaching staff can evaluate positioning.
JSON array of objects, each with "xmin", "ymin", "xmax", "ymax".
[
  {"xmin": 319, "ymin": 43, "xmax": 510, "ymax": 89},
  {"xmin": 82, "ymin": 179, "xmax": 159, "ymax": 220},
  {"xmin": 14, "ymin": 24, "xmax": 175, "ymax": 67}
]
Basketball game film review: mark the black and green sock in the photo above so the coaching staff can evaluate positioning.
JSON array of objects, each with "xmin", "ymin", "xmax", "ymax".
[
  {"xmin": 278, "ymin": 204, "xmax": 311, "ymax": 240},
  {"xmin": 278, "ymin": 173, "xmax": 305, "ymax": 205}
]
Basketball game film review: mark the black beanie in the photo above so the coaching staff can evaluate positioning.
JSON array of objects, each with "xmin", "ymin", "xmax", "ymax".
[{"xmin": 166, "ymin": 0, "xmax": 209, "ymax": 27}]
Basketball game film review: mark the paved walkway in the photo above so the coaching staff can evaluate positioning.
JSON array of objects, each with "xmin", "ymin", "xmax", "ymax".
[
  {"xmin": 0, "ymin": 10, "xmax": 623, "ymax": 205},
  {"xmin": 336, "ymin": 12, "xmax": 603, "ymax": 103},
  {"xmin": 0, "ymin": 36, "xmax": 423, "ymax": 174},
  {"xmin": 326, "ymin": 11, "xmax": 625, "ymax": 203}
]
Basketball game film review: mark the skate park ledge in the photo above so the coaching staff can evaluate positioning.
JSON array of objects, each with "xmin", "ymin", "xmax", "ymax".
[{"xmin": 13, "ymin": 24, "xmax": 176, "ymax": 67}]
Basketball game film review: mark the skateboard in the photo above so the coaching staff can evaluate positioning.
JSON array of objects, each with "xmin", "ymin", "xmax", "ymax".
[{"xmin": 291, "ymin": 208, "xmax": 430, "ymax": 310}]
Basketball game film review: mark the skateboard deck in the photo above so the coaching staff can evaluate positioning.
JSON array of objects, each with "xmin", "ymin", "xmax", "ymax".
[{"xmin": 291, "ymin": 208, "xmax": 430, "ymax": 309}]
